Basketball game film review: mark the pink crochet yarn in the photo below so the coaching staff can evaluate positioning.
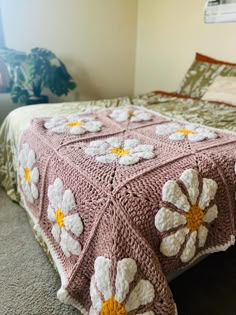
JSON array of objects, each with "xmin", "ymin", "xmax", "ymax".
[{"xmin": 19, "ymin": 107, "xmax": 236, "ymax": 315}]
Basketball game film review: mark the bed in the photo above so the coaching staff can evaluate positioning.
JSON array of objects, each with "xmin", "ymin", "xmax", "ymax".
[{"xmin": 1, "ymin": 53, "xmax": 236, "ymax": 315}]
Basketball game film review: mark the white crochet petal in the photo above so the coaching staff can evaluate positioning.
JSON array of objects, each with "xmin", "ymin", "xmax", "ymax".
[
  {"xmin": 19, "ymin": 167, "xmax": 24, "ymax": 178},
  {"xmin": 96, "ymin": 154, "xmax": 117, "ymax": 164},
  {"xmin": 106, "ymin": 137, "xmax": 122, "ymax": 148},
  {"xmin": 23, "ymin": 143, "xmax": 30, "ymax": 153},
  {"xmin": 131, "ymin": 110, "xmax": 152, "ymax": 122},
  {"xmin": 123, "ymin": 139, "xmax": 140, "ymax": 150},
  {"xmin": 187, "ymin": 133, "xmax": 206, "ymax": 142},
  {"xmin": 115, "ymin": 258, "xmax": 137, "ymax": 303},
  {"xmin": 162, "ymin": 180, "xmax": 190, "ymax": 212},
  {"xmin": 155, "ymin": 207, "xmax": 186, "ymax": 232},
  {"xmin": 186, "ymin": 124, "xmax": 198, "ymax": 130},
  {"xmin": 20, "ymin": 143, "xmax": 30, "ymax": 163},
  {"xmin": 119, "ymin": 155, "xmax": 140, "ymax": 166},
  {"xmin": 90, "ymin": 276, "xmax": 102, "ymax": 313},
  {"xmin": 196, "ymin": 127, "xmax": 218, "ymax": 139},
  {"xmin": 60, "ymin": 229, "xmax": 81, "ymax": 257},
  {"xmin": 31, "ymin": 167, "xmax": 39, "ymax": 183},
  {"xmin": 44, "ymin": 117, "xmax": 65, "ymax": 129},
  {"xmin": 21, "ymin": 180, "xmax": 29, "ymax": 192},
  {"xmin": 198, "ymin": 225, "xmax": 208, "ymax": 248},
  {"xmin": 89, "ymin": 139, "xmax": 108, "ymax": 148},
  {"xmin": 84, "ymin": 120, "xmax": 103, "ymax": 132},
  {"xmin": 203, "ymin": 204, "xmax": 218, "ymax": 223},
  {"xmin": 26, "ymin": 189, "xmax": 33, "ymax": 203},
  {"xmin": 132, "ymin": 150, "xmax": 155, "ymax": 160},
  {"xmin": 110, "ymin": 109, "xmax": 129, "ymax": 122},
  {"xmin": 89, "ymin": 306, "xmax": 99, "ymax": 315},
  {"xmin": 19, "ymin": 148, "xmax": 27, "ymax": 167},
  {"xmin": 48, "ymin": 178, "xmax": 64, "ymax": 209},
  {"xmin": 160, "ymin": 228, "xmax": 189, "ymax": 257},
  {"xmin": 198, "ymin": 178, "xmax": 218, "ymax": 210},
  {"xmin": 67, "ymin": 114, "xmax": 81, "ymax": 121},
  {"xmin": 180, "ymin": 169, "xmax": 199, "ymax": 205},
  {"xmin": 85, "ymin": 145, "xmax": 109, "ymax": 157},
  {"xmin": 47, "ymin": 205, "xmax": 55, "ymax": 222},
  {"xmin": 82, "ymin": 116, "xmax": 94, "ymax": 122},
  {"xmin": 61, "ymin": 189, "xmax": 76, "ymax": 215},
  {"xmin": 27, "ymin": 149, "xmax": 36, "ymax": 168},
  {"xmin": 125, "ymin": 280, "xmax": 155, "ymax": 312},
  {"xmin": 94, "ymin": 256, "xmax": 112, "ymax": 300},
  {"xmin": 22, "ymin": 182, "xmax": 33, "ymax": 203},
  {"xmin": 51, "ymin": 124, "xmax": 69, "ymax": 133},
  {"xmin": 156, "ymin": 123, "xmax": 180, "ymax": 135},
  {"xmin": 52, "ymin": 224, "xmax": 61, "ymax": 242},
  {"xmin": 19, "ymin": 155, "xmax": 26, "ymax": 168},
  {"xmin": 180, "ymin": 231, "xmax": 197, "ymax": 263},
  {"xmin": 132, "ymin": 144, "xmax": 154, "ymax": 153},
  {"xmin": 31, "ymin": 183, "xmax": 39, "ymax": 199},
  {"xmin": 70, "ymin": 126, "xmax": 86, "ymax": 135},
  {"xmin": 64, "ymin": 213, "xmax": 83, "ymax": 237},
  {"xmin": 169, "ymin": 132, "xmax": 185, "ymax": 141},
  {"xmin": 54, "ymin": 178, "xmax": 64, "ymax": 195}
]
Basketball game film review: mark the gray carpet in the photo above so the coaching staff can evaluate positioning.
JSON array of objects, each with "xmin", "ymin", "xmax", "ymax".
[{"xmin": 0, "ymin": 188, "xmax": 80, "ymax": 315}]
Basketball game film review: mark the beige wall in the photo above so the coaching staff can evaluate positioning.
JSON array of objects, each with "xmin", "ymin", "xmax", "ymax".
[
  {"xmin": 1, "ymin": 0, "xmax": 137, "ymax": 102},
  {"xmin": 135, "ymin": 0, "xmax": 236, "ymax": 95}
]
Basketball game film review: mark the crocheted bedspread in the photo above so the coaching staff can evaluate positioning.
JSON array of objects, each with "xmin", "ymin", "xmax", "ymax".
[{"xmin": 18, "ymin": 106, "xmax": 236, "ymax": 315}]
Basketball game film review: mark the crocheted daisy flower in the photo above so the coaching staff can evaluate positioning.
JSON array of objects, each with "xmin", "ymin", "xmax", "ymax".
[
  {"xmin": 110, "ymin": 108, "xmax": 152, "ymax": 122},
  {"xmin": 155, "ymin": 169, "xmax": 218, "ymax": 263},
  {"xmin": 19, "ymin": 143, "xmax": 39, "ymax": 203},
  {"xmin": 47, "ymin": 178, "xmax": 83, "ymax": 257},
  {"xmin": 156, "ymin": 122, "xmax": 218, "ymax": 142},
  {"xmin": 85, "ymin": 137, "xmax": 155, "ymax": 166},
  {"xmin": 89, "ymin": 256, "xmax": 155, "ymax": 315},
  {"xmin": 44, "ymin": 114, "xmax": 103, "ymax": 135}
]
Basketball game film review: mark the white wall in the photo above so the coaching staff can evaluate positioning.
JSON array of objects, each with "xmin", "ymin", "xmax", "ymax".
[
  {"xmin": 2, "ymin": 0, "xmax": 236, "ymax": 104},
  {"xmin": 1, "ymin": 0, "xmax": 137, "ymax": 101},
  {"xmin": 135, "ymin": 0, "xmax": 236, "ymax": 95}
]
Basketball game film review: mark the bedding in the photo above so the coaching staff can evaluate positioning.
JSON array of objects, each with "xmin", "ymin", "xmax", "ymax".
[
  {"xmin": 177, "ymin": 52, "xmax": 236, "ymax": 99},
  {"xmin": 1, "ymin": 92, "xmax": 236, "ymax": 315},
  {"xmin": 202, "ymin": 76, "xmax": 236, "ymax": 105}
]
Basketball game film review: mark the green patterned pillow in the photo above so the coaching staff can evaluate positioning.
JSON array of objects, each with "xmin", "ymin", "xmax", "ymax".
[{"xmin": 177, "ymin": 59, "xmax": 236, "ymax": 98}]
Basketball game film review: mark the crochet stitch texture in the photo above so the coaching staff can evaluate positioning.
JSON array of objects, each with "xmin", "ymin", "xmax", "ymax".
[{"xmin": 19, "ymin": 107, "xmax": 236, "ymax": 315}]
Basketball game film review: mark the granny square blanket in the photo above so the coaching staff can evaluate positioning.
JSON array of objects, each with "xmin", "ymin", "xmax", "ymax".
[{"xmin": 18, "ymin": 106, "xmax": 236, "ymax": 315}]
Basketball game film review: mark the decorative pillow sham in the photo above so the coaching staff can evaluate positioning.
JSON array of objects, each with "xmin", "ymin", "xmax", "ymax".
[
  {"xmin": 177, "ymin": 53, "xmax": 236, "ymax": 98},
  {"xmin": 202, "ymin": 75, "xmax": 236, "ymax": 106}
]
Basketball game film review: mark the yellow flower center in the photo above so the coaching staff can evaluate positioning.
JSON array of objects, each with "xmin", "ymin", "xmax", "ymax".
[
  {"xmin": 66, "ymin": 120, "xmax": 82, "ymax": 128},
  {"xmin": 55, "ymin": 209, "xmax": 65, "ymax": 228},
  {"xmin": 111, "ymin": 147, "xmax": 130, "ymax": 156},
  {"xmin": 128, "ymin": 110, "xmax": 134, "ymax": 118},
  {"xmin": 177, "ymin": 129, "xmax": 196, "ymax": 135},
  {"xmin": 185, "ymin": 205, "xmax": 204, "ymax": 232},
  {"xmin": 100, "ymin": 296, "xmax": 127, "ymax": 315},
  {"xmin": 24, "ymin": 167, "xmax": 31, "ymax": 183}
]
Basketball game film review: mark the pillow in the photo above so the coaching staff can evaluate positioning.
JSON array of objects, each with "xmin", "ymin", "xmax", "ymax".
[
  {"xmin": 202, "ymin": 75, "xmax": 236, "ymax": 106},
  {"xmin": 196, "ymin": 53, "xmax": 236, "ymax": 66},
  {"xmin": 177, "ymin": 53, "xmax": 236, "ymax": 98}
]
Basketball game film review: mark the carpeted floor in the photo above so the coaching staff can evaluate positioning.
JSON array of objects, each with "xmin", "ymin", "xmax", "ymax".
[
  {"xmin": 0, "ymin": 188, "xmax": 80, "ymax": 315},
  {"xmin": 1, "ymin": 188, "xmax": 236, "ymax": 315}
]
